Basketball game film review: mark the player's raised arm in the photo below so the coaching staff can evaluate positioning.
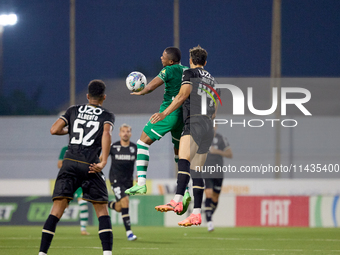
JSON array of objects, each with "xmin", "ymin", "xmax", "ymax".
[
  {"xmin": 131, "ymin": 77, "xmax": 164, "ymax": 95},
  {"xmin": 50, "ymin": 118, "xmax": 68, "ymax": 136},
  {"xmin": 150, "ymin": 83, "xmax": 191, "ymax": 124}
]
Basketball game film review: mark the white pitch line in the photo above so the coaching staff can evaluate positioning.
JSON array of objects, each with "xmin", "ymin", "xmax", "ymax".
[
  {"xmin": 0, "ymin": 237, "xmax": 40, "ymax": 240},
  {"xmin": 163, "ymin": 247, "xmax": 340, "ymax": 253},
  {"xmin": 121, "ymin": 247, "xmax": 159, "ymax": 250},
  {"xmin": 184, "ymin": 236, "xmax": 340, "ymax": 242}
]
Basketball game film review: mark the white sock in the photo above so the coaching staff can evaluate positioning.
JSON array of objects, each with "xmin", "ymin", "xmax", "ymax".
[
  {"xmin": 192, "ymin": 208, "xmax": 201, "ymax": 214},
  {"xmin": 126, "ymin": 230, "xmax": 133, "ymax": 237},
  {"xmin": 173, "ymin": 194, "xmax": 183, "ymax": 203},
  {"xmin": 103, "ymin": 251, "xmax": 112, "ymax": 255},
  {"xmin": 137, "ymin": 176, "xmax": 146, "ymax": 186},
  {"xmin": 136, "ymin": 139, "xmax": 149, "ymax": 186},
  {"xmin": 39, "ymin": 253, "xmax": 47, "ymax": 255}
]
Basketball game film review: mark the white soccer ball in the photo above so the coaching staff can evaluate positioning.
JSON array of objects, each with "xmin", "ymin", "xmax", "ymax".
[{"xmin": 125, "ymin": 71, "xmax": 147, "ymax": 92}]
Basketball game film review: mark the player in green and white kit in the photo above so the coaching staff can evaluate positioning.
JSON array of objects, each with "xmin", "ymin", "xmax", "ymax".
[{"xmin": 125, "ymin": 47, "xmax": 191, "ymax": 213}]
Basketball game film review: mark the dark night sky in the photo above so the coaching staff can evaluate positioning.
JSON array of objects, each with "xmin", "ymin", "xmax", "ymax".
[{"xmin": 1, "ymin": 0, "xmax": 339, "ymax": 111}]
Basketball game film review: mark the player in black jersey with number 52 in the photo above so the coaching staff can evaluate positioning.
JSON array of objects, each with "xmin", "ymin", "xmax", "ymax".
[
  {"xmin": 107, "ymin": 124, "xmax": 138, "ymax": 241},
  {"xmin": 38, "ymin": 80, "xmax": 114, "ymax": 255},
  {"xmin": 152, "ymin": 45, "xmax": 218, "ymax": 227}
]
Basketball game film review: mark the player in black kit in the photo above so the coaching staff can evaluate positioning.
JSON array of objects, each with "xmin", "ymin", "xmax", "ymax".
[
  {"xmin": 152, "ymin": 45, "xmax": 218, "ymax": 227},
  {"xmin": 38, "ymin": 80, "xmax": 114, "ymax": 255},
  {"xmin": 204, "ymin": 126, "xmax": 232, "ymax": 232},
  {"xmin": 107, "ymin": 124, "xmax": 137, "ymax": 241}
]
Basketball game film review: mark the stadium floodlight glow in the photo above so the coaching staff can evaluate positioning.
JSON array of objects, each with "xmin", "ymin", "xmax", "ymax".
[{"xmin": 0, "ymin": 14, "xmax": 18, "ymax": 26}]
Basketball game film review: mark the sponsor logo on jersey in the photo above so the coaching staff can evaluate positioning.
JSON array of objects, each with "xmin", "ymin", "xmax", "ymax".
[{"xmin": 115, "ymin": 154, "xmax": 136, "ymax": 161}]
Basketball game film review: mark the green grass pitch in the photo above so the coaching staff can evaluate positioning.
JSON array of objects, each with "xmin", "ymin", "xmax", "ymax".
[{"xmin": 1, "ymin": 226, "xmax": 340, "ymax": 255}]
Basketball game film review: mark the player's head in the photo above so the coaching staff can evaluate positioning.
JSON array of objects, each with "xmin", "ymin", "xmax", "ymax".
[
  {"xmin": 87, "ymin": 79, "xmax": 106, "ymax": 102},
  {"xmin": 161, "ymin": 47, "xmax": 181, "ymax": 67},
  {"xmin": 189, "ymin": 45, "xmax": 208, "ymax": 67},
  {"xmin": 119, "ymin": 123, "xmax": 132, "ymax": 142}
]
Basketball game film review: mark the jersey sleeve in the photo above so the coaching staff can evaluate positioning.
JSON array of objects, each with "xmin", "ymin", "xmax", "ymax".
[
  {"xmin": 157, "ymin": 66, "xmax": 170, "ymax": 83},
  {"xmin": 60, "ymin": 106, "xmax": 73, "ymax": 126},
  {"xmin": 104, "ymin": 112, "xmax": 115, "ymax": 128},
  {"xmin": 182, "ymin": 69, "xmax": 195, "ymax": 85}
]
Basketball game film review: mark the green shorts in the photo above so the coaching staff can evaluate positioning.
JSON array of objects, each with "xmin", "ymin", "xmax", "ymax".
[
  {"xmin": 73, "ymin": 187, "xmax": 83, "ymax": 199},
  {"xmin": 143, "ymin": 114, "xmax": 184, "ymax": 149}
]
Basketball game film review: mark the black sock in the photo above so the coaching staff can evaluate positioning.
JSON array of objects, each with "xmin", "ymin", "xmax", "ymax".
[
  {"xmin": 98, "ymin": 215, "xmax": 113, "ymax": 252},
  {"xmin": 39, "ymin": 214, "xmax": 59, "ymax": 253},
  {"xmin": 205, "ymin": 198, "xmax": 213, "ymax": 222},
  {"xmin": 176, "ymin": 159, "xmax": 191, "ymax": 195},
  {"xmin": 211, "ymin": 200, "xmax": 218, "ymax": 214},
  {"xmin": 121, "ymin": 207, "xmax": 131, "ymax": 232},
  {"xmin": 192, "ymin": 174, "xmax": 204, "ymax": 209},
  {"xmin": 108, "ymin": 201, "xmax": 116, "ymax": 211}
]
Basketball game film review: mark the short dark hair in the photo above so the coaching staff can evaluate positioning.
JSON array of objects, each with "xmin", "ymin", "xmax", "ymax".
[
  {"xmin": 189, "ymin": 45, "xmax": 208, "ymax": 66},
  {"xmin": 88, "ymin": 79, "xmax": 106, "ymax": 100},
  {"xmin": 165, "ymin": 47, "xmax": 181, "ymax": 63},
  {"xmin": 120, "ymin": 123, "xmax": 132, "ymax": 131}
]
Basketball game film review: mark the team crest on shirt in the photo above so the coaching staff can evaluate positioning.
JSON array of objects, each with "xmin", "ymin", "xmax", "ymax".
[
  {"xmin": 130, "ymin": 146, "xmax": 135, "ymax": 153},
  {"xmin": 113, "ymin": 145, "xmax": 121, "ymax": 152}
]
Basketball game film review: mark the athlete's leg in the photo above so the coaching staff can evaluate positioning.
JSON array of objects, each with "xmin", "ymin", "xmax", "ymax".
[
  {"xmin": 109, "ymin": 200, "xmax": 122, "ymax": 212},
  {"xmin": 212, "ymin": 191, "xmax": 220, "ymax": 203},
  {"xmin": 174, "ymin": 135, "xmax": 198, "ymax": 202},
  {"xmin": 93, "ymin": 202, "xmax": 113, "ymax": 255},
  {"xmin": 204, "ymin": 187, "xmax": 214, "ymax": 231},
  {"xmin": 120, "ymin": 197, "xmax": 131, "ymax": 232},
  {"xmin": 155, "ymin": 135, "xmax": 196, "ymax": 213},
  {"xmin": 73, "ymin": 187, "xmax": 89, "ymax": 235},
  {"xmin": 172, "ymin": 146, "xmax": 191, "ymax": 215},
  {"xmin": 39, "ymin": 198, "xmax": 68, "ymax": 255},
  {"xmin": 109, "ymin": 182, "xmax": 125, "ymax": 212},
  {"xmin": 190, "ymin": 152, "xmax": 207, "ymax": 215},
  {"xmin": 204, "ymin": 188, "xmax": 213, "ymax": 221},
  {"xmin": 211, "ymin": 188, "xmax": 221, "ymax": 214},
  {"xmin": 78, "ymin": 197, "xmax": 90, "ymax": 235},
  {"xmin": 178, "ymin": 150, "xmax": 207, "ymax": 227},
  {"xmin": 127, "ymin": 119, "xmax": 174, "ymax": 195},
  {"xmin": 118, "ymin": 196, "xmax": 137, "ymax": 241},
  {"xmin": 174, "ymin": 147, "xmax": 179, "ymax": 164},
  {"xmin": 135, "ymin": 131, "xmax": 154, "ymax": 186}
]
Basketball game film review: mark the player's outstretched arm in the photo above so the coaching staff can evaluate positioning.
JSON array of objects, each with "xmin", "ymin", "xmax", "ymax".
[
  {"xmin": 131, "ymin": 77, "xmax": 163, "ymax": 95},
  {"xmin": 50, "ymin": 118, "xmax": 68, "ymax": 136},
  {"xmin": 150, "ymin": 83, "xmax": 191, "ymax": 124},
  {"xmin": 89, "ymin": 123, "xmax": 112, "ymax": 173}
]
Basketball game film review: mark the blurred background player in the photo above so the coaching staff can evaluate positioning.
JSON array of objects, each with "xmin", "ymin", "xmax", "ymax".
[
  {"xmin": 203, "ymin": 126, "xmax": 233, "ymax": 232},
  {"xmin": 107, "ymin": 124, "xmax": 137, "ymax": 241},
  {"xmin": 39, "ymin": 80, "xmax": 114, "ymax": 255},
  {"xmin": 153, "ymin": 45, "xmax": 218, "ymax": 227},
  {"xmin": 58, "ymin": 146, "xmax": 90, "ymax": 236},
  {"xmin": 125, "ymin": 47, "xmax": 191, "ymax": 214}
]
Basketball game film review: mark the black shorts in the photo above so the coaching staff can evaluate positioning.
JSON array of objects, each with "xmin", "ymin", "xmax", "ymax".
[
  {"xmin": 205, "ymin": 178, "xmax": 223, "ymax": 194},
  {"xmin": 182, "ymin": 115, "xmax": 214, "ymax": 154},
  {"xmin": 110, "ymin": 177, "xmax": 133, "ymax": 202},
  {"xmin": 52, "ymin": 159, "xmax": 108, "ymax": 203}
]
